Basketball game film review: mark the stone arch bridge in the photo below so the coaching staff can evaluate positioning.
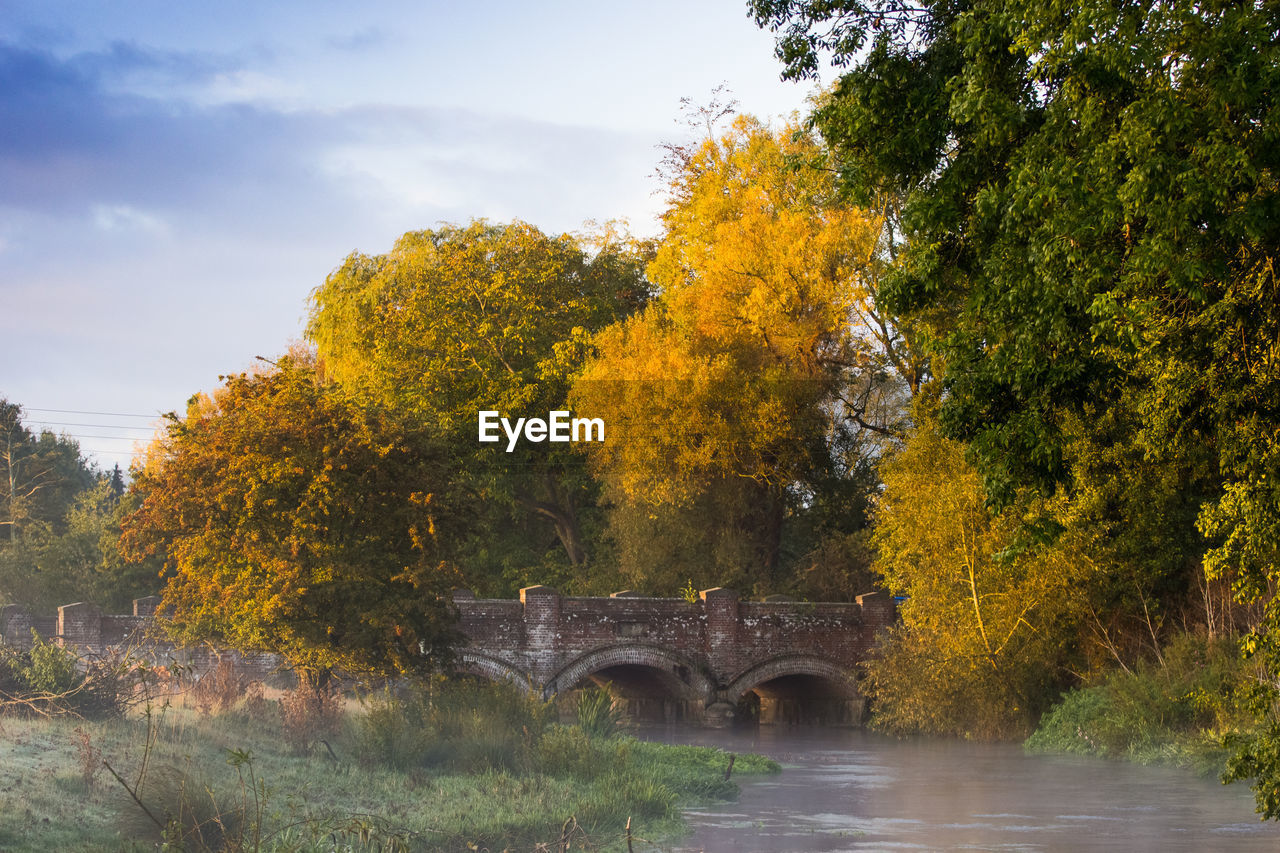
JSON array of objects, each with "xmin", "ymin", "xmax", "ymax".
[
  {"xmin": 454, "ymin": 585, "xmax": 895, "ymax": 726},
  {"xmin": 1, "ymin": 586, "xmax": 895, "ymax": 726}
]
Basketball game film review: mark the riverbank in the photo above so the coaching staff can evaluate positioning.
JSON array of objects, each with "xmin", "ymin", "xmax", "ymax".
[
  {"xmin": 0, "ymin": 682, "xmax": 778, "ymax": 851},
  {"xmin": 1025, "ymin": 634, "xmax": 1254, "ymax": 775}
]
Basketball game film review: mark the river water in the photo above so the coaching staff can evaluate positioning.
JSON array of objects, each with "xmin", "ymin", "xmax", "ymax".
[{"xmin": 639, "ymin": 727, "xmax": 1278, "ymax": 852}]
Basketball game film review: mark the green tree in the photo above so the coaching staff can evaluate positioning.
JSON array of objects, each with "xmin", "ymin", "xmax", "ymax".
[
  {"xmin": 0, "ymin": 400, "xmax": 96, "ymax": 542},
  {"xmin": 120, "ymin": 354, "xmax": 465, "ymax": 680},
  {"xmin": 751, "ymin": 0, "xmax": 1276, "ymax": 501},
  {"xmin": 753, "ymin": 0, "xmax": 1280, "ymax": 809},
  {"xmin": 0, "ymin": 480, "xmax": 162, "ymax": 611},
  {"xmin": 0, "ymin": 402, "xmax": 151, "ymax": 611},
  {"xmin": 307, "ymin": 220, "xmax": 650, "ymax": 589}
]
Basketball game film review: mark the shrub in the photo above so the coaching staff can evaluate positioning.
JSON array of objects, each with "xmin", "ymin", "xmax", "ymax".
[
  {"xmin": 353, "ymin": 688, "xmax": 433, "ymax": 771},
  {"xmin": 22, "ymin": 633, "xmax": 80, "ymax": 695},
  {"xmin": 419, "ymin": 679, "xmax": 552, "ymax": 773},
  {"xmin": 1027, "ymin": 633, "xmax": 1253, "ymax": 770},
  {"xmin": 241, "ymin": 680, "xmax": 268, "ymax": 720},
  {"xmin": 1024, "ymin": 686, "xmax": 1117, "ymax": 756},
  {"xmin": 279, "ymin": 683, "xmax": 343, "ymax": 754},
  {"xmin": 867, "ymin": 623, "xmax": 1050, "ymax": 739},
  {"xmin": 0, "ymin": 633, "xmax": 140, "ymax": 718},
  {"xmin": 72, "ymin": 725, "xmax": 103, "ymax": 789},
  {"xmin": 189, "ymin": 657, "xmax": 247, "ymax": 715},
  {"xmin": 535, "ymin": 725, "xmax": 631, "ymax": 779},
  {"xmin": 115, "ymin": 763, "xmax": 243, "ymax": 851},
  {"xmin": 348, "ymin": 679, "xmax": 554, "ymax": 774},
  {"xmin": 574, "ymin": 771, "xmax": 676, "ymax": 830}
]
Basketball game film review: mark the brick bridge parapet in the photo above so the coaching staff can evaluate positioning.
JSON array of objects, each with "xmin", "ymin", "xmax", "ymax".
[
  {"xmin": 0, "ymin": 597, "xmax": 288, "ymax": 685},
  {"xmin": 2, "ymin": 587, "xmax": 895, "ymax": 725},
  {"xmin": 454, "ymin": 585, "xmax": 895, "ymax": 725}
]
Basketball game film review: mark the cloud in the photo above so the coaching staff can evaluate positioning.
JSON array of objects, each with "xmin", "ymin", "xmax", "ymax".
[
  {"xmin": 0, "ymin": 35, "xmax": 661, "ymax": 435},
  {"xmin": 0, "ymin": 39, "xmax": 655, "ymax": 229},
  {"xmin": 199, "ymin": 69, "xmax": 301, "ymax": 105},
  {"xmin": 0, "ymin": 38, "xmax": 659, "ymax": 239},
  {"xmin": 70, "ymin": 39, "xmax": 246, "ymax": 90},
  {"xmin": 0, "ymin": 42, "xmax": 310, "ymax": 215},
  {"xmin": 91, "ymin": 203, "xmax": 170, "ymax": 235}
]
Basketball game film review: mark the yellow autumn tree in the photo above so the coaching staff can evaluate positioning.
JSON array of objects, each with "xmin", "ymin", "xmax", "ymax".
[
  {"xmin": 121, "ymin": 354, "xmax": 467, "ymax": 683},
  {"xmin": 865, "ymin": 416, "xmax": 1095, "ymax": 738},
  {"xmin": 573, "ymin": 115, "xmax": 895, "ymax": 594}
]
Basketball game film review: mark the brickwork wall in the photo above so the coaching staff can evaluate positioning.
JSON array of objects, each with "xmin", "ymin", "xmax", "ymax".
[
  {"xmin": 2, "ymin": 586, "xmax": 896, "ymax": 722},
  {"xmin": 0, "ymin": 599, "xmax": 287, "ymax": 683},
  {"xmin": 1, "ymin": 605, "xmax": 52, "ymax": 646},
  {"xmin": 454, "ymin": 585, "xmax": 895, "ymax": 711}
]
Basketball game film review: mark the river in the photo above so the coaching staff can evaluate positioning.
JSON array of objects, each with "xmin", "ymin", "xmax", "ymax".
[{"xmin": 639, "ymin": 727, "xmax": 1278, "ymax": 852}]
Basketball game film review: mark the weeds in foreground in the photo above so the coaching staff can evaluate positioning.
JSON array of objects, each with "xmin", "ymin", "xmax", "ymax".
[
  {"xmin": 5, "ymin": 677, "xmax": 776, "ymax": 851},
  {"xmin": 576, "ymin": 684, "xmax": 626, "ymax": 739},
  {"xmin": 191, "ymin": 657, "xmax": 248, "ymax": 717},
  {"xmin": 279, "ymin": 683, "xmax": 342, "ymax": 755},
  {"xmin": 355, "ymin": 678, "xmax": 553, "ymax": 773},
  {"xmin": 104, "ymin": 698, "xmax": 358, "ymax": 851},
  {"xmin": 0, "ymin": 633, "xmax": 147, "ymax": 719},
  {"xmin": 72, "ymin": 725, "xmax": 103, "ymax": 789},
  {"xmin": 242, "ymin": 680, "xmax": 268, "ymax": 721}
]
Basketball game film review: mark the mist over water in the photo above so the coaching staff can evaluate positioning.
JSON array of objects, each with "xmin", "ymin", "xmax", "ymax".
[{"xmin": 637, "ymin": 726, "xmax": 1278, "ymax": 852}]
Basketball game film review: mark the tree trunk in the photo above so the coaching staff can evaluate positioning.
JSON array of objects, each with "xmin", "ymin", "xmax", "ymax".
[
  {"xmin": 516, "ymin": 472, "xmax": 588, "ymax": 566},
  {"xmin": 296, "ymin": 665, "xmax": 333, "ymax": 693}
]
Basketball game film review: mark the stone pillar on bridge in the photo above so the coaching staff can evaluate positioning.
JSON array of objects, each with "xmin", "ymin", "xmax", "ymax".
[
  {"xmin": 132, "ymin": 596, "xmax": 162, "ymax": 618},
  {"xmin": 700, "ymin": 587, "xmax": 741, "ymax": 726},
  {"xmin": 856, "ymin": 591, "xmax": 896, "ymax": 630},
  {"xmin": 57, "ymin": 601, "xmax": 102, "ymax": 650},
  {"xmin": 520, "ymin": 585, "xmax": 562, "ymax": 687},
  {"xmin": 1, "ymin": 604, "xmax": 28, "ymax": 645}
]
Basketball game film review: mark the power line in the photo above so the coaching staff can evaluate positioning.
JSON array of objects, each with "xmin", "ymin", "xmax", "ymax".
[
  {"xmin": 24, "ymin": 420, "xmax": 159, "ymax": 431},
  {"xmin": 43, "ymin": 433, "xmax": 153, "ymax": 441},
  {"xmin": 21, "ymin": 407, "xmax": 159, "ymax": 418}
]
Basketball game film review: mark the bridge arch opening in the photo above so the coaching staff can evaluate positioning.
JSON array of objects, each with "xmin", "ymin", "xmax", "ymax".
[
  {"xmin": 572, "ymin": 664, "xmax": 696, "ymax": 723},
  {"xmin": 735, "ymin": 673, "xmax": 863, "ymax": 726},
  {"xmin": 726, "ymin": 656, "xmax": 865, "ymax": 727},
  {"xmin": 549, "ymin": 644, "xmax": 712, "ymax": 724}
]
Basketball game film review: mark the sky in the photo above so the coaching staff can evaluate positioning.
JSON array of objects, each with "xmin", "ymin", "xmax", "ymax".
[{"xmin": 1, "ymin": 1, "xmax": 820, "ymax": 470}]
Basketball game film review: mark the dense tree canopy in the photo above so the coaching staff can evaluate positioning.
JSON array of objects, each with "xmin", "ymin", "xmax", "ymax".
[
  {"xmin": 308, "ymin": 220, "xmax": 651, "ymax": 588},
  {"xmin": 753, "ymin": 0, "xmax": 1280, "ymax": 814},
  {"xmin": 868, "ymin": 414, "xmax": 1094, "ymax": 738},
  {"xmin": 573, "ymin": 115, "xmax": 904, "ymax": 595},
  {"xmin": 121, "ymin": 355, "xmax": 465, "ymax": 678},
  {"xmin": 308, "ymin": 220, "xmax": 650, "ymax": 433},
  {"xmin": 753, "ymin": 0, "xmax": 1279, "ymax": 503},
  {"xmin": 0, "ymin": 480, "xmax": 160, "ymax": 612}
]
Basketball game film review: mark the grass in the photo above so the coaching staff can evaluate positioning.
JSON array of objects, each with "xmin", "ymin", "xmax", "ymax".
[{"xmin": 0, "ymin": 681, "xmax": 779, "ymax": 851}]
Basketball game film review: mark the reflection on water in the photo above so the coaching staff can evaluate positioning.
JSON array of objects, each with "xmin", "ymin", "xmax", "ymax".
[{"xmin": 637, "ymin": 726, "xmax": 1278, "ymax": 852}]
